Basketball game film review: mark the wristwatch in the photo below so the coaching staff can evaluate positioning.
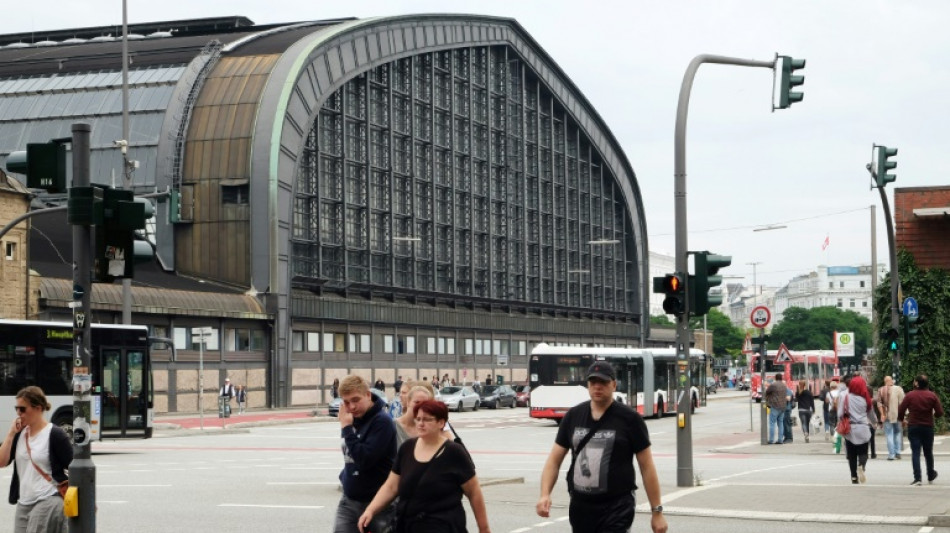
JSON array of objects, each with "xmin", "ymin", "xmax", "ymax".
[{"xmin": 651, "ymin": 505, "xmax": 663, "ymax": 514}]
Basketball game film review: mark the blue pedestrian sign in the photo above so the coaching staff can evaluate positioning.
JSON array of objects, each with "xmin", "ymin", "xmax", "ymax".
[{"xmin": 902, "ymin": 297, "xmax": 919, "ymax": 321}]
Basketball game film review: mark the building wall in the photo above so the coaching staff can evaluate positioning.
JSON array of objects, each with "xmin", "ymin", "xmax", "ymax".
[
  {"xmin": 0, "ymin": 180, "xmax": 32, "ymax": 319},
  {"xmin": 895, "ymin": 186, "xmax": 950, "ymax": 270}
]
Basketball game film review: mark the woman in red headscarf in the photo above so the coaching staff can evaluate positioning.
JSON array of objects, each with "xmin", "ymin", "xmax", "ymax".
[{"xmin": 838, "ymin": 375, "xmax": 877, "ymax": 484}]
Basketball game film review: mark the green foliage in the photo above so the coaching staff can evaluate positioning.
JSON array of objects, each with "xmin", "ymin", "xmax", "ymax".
[
  {"xmin": 873, "ymin": 250, "xmax": 950, "ymax": 421},
  {"xmin": 650, "ymin": 314, "xmax": 674, "ymax": 327},
  {"xmin": 689, "ymin": 308, "xmax": 745, "ymax": 357},
  {"xmin": 769, "ymin": 305, "xmax": 872, "ymax": 357}
]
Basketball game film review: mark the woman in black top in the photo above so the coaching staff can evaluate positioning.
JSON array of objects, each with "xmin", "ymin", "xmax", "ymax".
[
  {"xmin": 796, "ymin": 380, "xmax": 816, "ymax": 443},
  {"xmin": 358, "ymin": 399, "xmax": 490, "ymax": 533}
]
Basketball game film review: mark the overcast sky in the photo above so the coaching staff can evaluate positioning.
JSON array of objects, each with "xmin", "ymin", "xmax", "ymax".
[{"xmin": 6, "ymin": 1, "xmax": 947, "ymax": 287}]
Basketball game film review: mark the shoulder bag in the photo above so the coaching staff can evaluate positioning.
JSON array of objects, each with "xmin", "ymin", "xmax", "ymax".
[
  {"xmin": 835, "ymin": 395, "xmax": 851, "ymax": 435},
  {"xmin": 567, "ymin": 403, "xmax": 614, "ymax": 493},
  {"xmin": 23, "ymin": 427, "xmax": 68, "ymax": 498},
  {"xmin": 392, "ymin": 439, "xmax": 451, "ymax": 533}
]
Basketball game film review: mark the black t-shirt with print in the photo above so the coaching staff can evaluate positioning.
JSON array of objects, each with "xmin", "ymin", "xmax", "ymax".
[
  {"xmin": 555, "ymin": 400, "xmax": 650, "ymax": 501},
  {"xmin": 393, "ymin": 438, "xmax": 475, "ymax": 531}
]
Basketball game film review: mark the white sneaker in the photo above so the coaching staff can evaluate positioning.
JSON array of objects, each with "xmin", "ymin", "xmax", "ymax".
[{"xmin": 858, "ymin": 465, "xmax": 867, "ymax": 484}]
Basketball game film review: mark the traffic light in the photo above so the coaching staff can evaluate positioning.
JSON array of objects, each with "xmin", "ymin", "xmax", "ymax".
[
  {"xmin": 874, "ymin": 146, "xmax": 898, "ymax": 187},
  {"xmin": 653, "ymin": 273, "xmax": 687, "ymax": 316},
  {"xmin": 905, "ymin": 316, "xmax": 920, "ymax": 352},
  {"xmin": 5, "ymin": 142, "xmax": 68, "ymax": 193},
  {"xmin": 94, "ymin": 188, "xmax": 154, "ymax": 281},
  {"xmin": 777, "ymin": 56, "xmax": 806, "ymax": 109},
  {"xmin": 884, "ymin": 328, "xmax": 899, "ymax": 352},
  {"xmin": 689, "ymin": 251, "xmax": 732, "ymax": 316}
]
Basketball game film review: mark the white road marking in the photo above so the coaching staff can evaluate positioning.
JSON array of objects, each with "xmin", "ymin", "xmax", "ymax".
[
  {"xmin": 267, "ymin": 481, "xmax": 339, "ymax": 485},
  {"xmin": 98, "ymin": 484, "xmax": 172, "ymax": 488},
  {"xmin": 219, "ymin": 504, "xmax": 323, "ymax": 509},
  {"xmin": 918, "ymin": 527, "xmax": 934, "ymax": 533}
]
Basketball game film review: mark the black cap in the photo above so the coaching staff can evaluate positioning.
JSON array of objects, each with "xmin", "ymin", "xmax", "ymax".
[{"xmin": 587, "ymin": 362, "xmax": 616, "ymax": 381}]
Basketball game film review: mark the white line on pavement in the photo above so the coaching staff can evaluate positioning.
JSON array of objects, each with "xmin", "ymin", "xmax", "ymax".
[
  {"xmin": 219, "ymin": 504, "xmax": 323, "ymax": 509},
  {"xmin": 266, "ymin": 481, "xmax": 339, "ymax": 485}
]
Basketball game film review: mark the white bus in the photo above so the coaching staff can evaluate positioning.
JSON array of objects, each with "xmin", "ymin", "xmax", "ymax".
[
  {"xmin": 0, "ymin": 320, "xmax": 154, "ymax": 440},
  {"xmin": 528, "ymin": 344, "xmax": 705, "ymax": 420}
]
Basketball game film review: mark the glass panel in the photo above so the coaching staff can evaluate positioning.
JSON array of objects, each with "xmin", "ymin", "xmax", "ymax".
[
  {"xmin": 100, "ymin": 349, "xmax": 122, "ymax": 431},
  {"xmin": 127, "ymin": 350, "xmax": 146, "ymax": 429}
]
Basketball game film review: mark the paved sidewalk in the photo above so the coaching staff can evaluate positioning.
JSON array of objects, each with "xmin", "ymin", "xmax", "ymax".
[{"xmin": 153, "ymin": 407, "xmax": 325, "ymax": 432}]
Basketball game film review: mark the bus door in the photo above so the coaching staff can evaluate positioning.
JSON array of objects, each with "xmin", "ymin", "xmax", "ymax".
[
  {"xmin": 99, "ymin": 347, "xmax": 148, "ymax": 437},
  {"xmin": 617, "ymin": 362, "xmax": 640, "ymax": 411}
]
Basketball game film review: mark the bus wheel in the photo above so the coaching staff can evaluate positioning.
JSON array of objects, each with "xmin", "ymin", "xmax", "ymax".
[
  {"xmin": 53, "ymin": 414, "xmax": 74, "ymax": 440},
  {"xmin": 654, "ymin": 399, "xmax": 664, "ymax": 419}
]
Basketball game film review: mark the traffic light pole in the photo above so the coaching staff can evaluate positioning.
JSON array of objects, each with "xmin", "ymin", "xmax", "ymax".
[
  {"xmin": 674, "ymin": 54, "xmax": 775, "ymax": 487},
  {"xmin": 69, "ymin": 123, "xmax": 96, "ymax": 533},
  {"xmin": 877, "ymin": 186, "xmax": 901, "ymax": 383}
]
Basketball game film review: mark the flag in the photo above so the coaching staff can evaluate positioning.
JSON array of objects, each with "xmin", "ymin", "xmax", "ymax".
[{"xmin": 821, "ymin": 235, "xmax": 830, "ymax": 251}]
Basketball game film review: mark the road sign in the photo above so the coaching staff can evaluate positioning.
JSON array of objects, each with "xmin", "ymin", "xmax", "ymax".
[
  {"xmin": 774, "ymin": 343, "xmax": 792, "ymax": 363},
  {"xmin": 750, "ymin": 305, "xmax": 771, "ymax": 329},
  {"xmin": 902, "ymin": 297, "xmax": 919, "ymax": 321}
]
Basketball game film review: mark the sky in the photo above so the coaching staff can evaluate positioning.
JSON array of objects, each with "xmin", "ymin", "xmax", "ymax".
[{"xmin": 6, "ymin": 1, "xmax": 948, "ymax": 287}]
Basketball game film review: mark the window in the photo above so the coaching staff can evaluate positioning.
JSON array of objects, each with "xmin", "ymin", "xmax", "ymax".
[
  {"xmin": 5, "ymin": 242, "xmax": 15, "ymax": 260},
  {"xmin": 849, "ymin": 299, "xmax": 855, "ymax": 308},
  {"xmin": 862, "ymin": 301, "xmax": 868, "ymax": 307},
  {"xmin": 398, "ymin": 335, "xmax": 415, "ymax": 354},
  {"xmin": 360, "ymin": 334, "xmax": 371, "ymax": 353},
  {"xmin": 384, "ymin": 335, "xmax": 394, "ymax": 353},
  {"xmin": 828, "ymin": 282, "xmax": 833, "ymax": 289},
  {"xmin": 150, "ymin": 326, "xmax": 169, "ymax": 351},
  {"xmin": 222, "ymin": 184, "xmax": 249, "ymax": 204},
  {"xmin": 292, "ymin": 331, "xmax": 303, "ymax": 351},
  {"xmin": 437, "ymin": 337, "xmax": 446, "ymax": 354},
  {"xmin": 324, "ymin": 333, "xmax": 345, "ymax": 352},
  {"xmin": 174, "ymin": 327, "xmax": 219, "ymax": 350},
  {"xmin": 839, "ymin": 281, "xmax": 844, "ymax": 288},
  {"xmin": 860, "ymin": 281, "xmax": 866, "ymax": 288},
  {"xmin": 446, "ymin": 338, "xmax": 455, "ymax": 355},
  {"xmin": 307, "ymin": 332, "xmax": 320, "ymax": 351},
  {"xmin": 225, "ymin": 328, "xmax": 266, "ymax": 351},
  {"xmin": 836, "ymin": 299, "xmax": 843, "ymax": 308},
  {"xmin": 427, "ymin": 336, "xmax": 437, "ymax": 354}
]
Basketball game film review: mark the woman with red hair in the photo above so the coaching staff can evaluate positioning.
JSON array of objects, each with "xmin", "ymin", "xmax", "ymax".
[{"xmin": 838, "ymin": 375, "xmax": 877, "ymax": 484}]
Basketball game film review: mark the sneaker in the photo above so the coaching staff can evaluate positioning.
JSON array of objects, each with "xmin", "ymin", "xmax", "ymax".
[
  {"xmin": 887, "ymin": 456, "xmax": 895, "ymax": 461},
  {"xmin": 896, "ymin": 454, "xmax": 902, "ymax": 460},
  {"xmin": 910, "ymin": 479, "xmax": 922, "ymax": 486},
  {"xmin": 852, "ymin": 477, "xmax": 859, "ymax": 484},
  {"xmin": 805, "ymin": 434, "xmax": 810, "ymax": 443},
  {"xmin": 929, "ymin": 471, "xmax": 938, "ymax": 484},
  {"xmin": 858, "ymin": 466, "xmax": 866, "ymax": 483}
]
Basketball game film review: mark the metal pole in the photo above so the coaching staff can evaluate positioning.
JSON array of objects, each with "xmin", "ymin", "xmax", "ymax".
[
  {"xmin": 877, "ymin": 187, "xmax": 900, "ymax": 383},
  {"xmin": 870, "ymin": 205, "xmax": 879, "ymax": 352},
  {"xmin": 674, "ymin": 54, "xmax": 774, "ymax": 487},
  {"xmin": 120, "ymin": 0, "xmax": 133, "ymax": 324},
  {"xmin": 69, "ymin": 123, "xmax": 96, "ymax": 533},
  {"xmin": 199, "ymin": 332, "xmax": 204, "ymax": 430}
]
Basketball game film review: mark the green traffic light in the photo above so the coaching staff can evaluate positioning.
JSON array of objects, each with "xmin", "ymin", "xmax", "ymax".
[
  {"xmin": 875, "ymin": 146, "xmax": 898, "ymax": 187},
  {"xmin": 778, "ymin": 56, "xmax": 806, "ymax": 109}
]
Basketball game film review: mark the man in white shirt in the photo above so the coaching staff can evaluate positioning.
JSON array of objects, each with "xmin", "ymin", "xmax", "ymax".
[{"xmin": 219, "ymin": 378, "xmax": 235, "ymax": 417}]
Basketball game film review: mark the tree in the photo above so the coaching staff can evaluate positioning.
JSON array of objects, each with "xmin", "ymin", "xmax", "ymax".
[
  {"xmin": 689, "ymin": 308, "xmax": 744, "ymax": 357},
  {"xmin": 873, "ymin": 250, "xmax": 950, "ymax": 424},
  {"xmin": 769, "ymin": 306, "xmax": 871, "ymax": 360}
]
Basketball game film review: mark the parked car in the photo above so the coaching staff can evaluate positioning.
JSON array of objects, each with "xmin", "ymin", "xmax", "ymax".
[
  {"xmin": 514, "ymin": 384, "xmax": 531, "ymax": 407},
  {"xmin": 479, "ymin": 384, "xmax": 517, "ymax": 409},
  {"xmin": 328, "ymin": 388, "xmax": 388, "ymax": 417},
  {"xmin": 439, "ymin": 385, "xmax": 480, "ymax": 412}
]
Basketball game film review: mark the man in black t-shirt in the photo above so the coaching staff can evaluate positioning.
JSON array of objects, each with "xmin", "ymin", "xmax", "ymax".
[{"xmin": 537, "ymin": 362, "xmax": 668, "ymax": 533}]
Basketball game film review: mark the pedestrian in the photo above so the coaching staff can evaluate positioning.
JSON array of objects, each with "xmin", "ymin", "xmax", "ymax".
[
  {"xmin": 393, "ymin": 376, "xmax": 404, "ymax": 397},
  {"xmin": 374, "ymin": 379, "xmax": 386, "ymax": 393},
  {"xmin": 877, "ymin": 375, "xmax": 905, "ymax": 460},
  {"xmin": 897, "ymin": 374, "xmax": 944, "ymax": 485},
  {"xmin": 357, "ymin": 400, "xmax": 491, "ymax": 533},
  {"xmin": 783, "ymin": 382, "xmax": 795, "ymax": 443},
  {"xmin": 334, "ymin": 375, "xmax": 397, "ymax": 533},
  {"xmin": 536, "ymin": 362, "xmax": 668, "ymax": 533},
  {"xmin": 237, "ymin": 385, "xmax": 247, "ymax": 415},
  {"xmin": 795, "ymin": 380, "xmax": 815, "ymax": 443},
  {"xmin": 394, "ymin": 383, "xmax": 454, "ymax": 448},
  {"xmin": 219, "ymin": 377, "xmax": 235, "ymax": 417},
  {"xmin": 0, "ymin": 386, "xmax": 73, "ymax": 533},
  {"xmin": 838, "ymin": 375, "xmax": 875, "ymax": 484},
  {"xmin": 331, "ymin": 378, "xmax": 340, "ymax": 399},
  {"xmin": 485, "ymin": 374, "xmax": 493, "ymax": 386},
  {"xmin": 764, "ymin": 374, "xmax": 788, "ymax": 444}
]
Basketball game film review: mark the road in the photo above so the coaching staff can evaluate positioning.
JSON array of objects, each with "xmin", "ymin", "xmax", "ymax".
[{"xmin": 0, "ymin": 392, "xmax": 947, "ymax": 532}]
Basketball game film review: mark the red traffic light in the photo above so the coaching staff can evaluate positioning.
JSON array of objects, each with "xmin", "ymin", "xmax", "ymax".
[{"xmin": 664, "ymin": 274, "xmax": 682, "ymax": 293}]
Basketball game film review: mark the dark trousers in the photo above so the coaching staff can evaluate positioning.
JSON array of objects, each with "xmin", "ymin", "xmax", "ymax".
[
  {"xmin": 783, "ymin": 409, "xmax": 793, "ymax": 442},
  {"xmin": 908, "ymin": 425, "xmax": 937, "ymax": 482},
  {"xmin": 569, "ymin": 492, "xmax": 635, "ymax": 533},
  {"xmin": 845, "ymin": 440, "xmax": 869, "ymax": 479}
]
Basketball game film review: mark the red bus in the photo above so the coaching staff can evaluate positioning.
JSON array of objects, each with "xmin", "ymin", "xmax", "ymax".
[{"xmin": 749, "ymin": 350, "xmax": 838, "ymax": 401}]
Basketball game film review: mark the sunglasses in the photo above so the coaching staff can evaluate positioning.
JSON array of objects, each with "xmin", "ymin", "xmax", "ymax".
[{"xmin": 14, "ymin": 406, "xmax": 27, "ymax": 414}]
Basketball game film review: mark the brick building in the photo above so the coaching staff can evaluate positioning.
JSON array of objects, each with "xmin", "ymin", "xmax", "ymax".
[
  {"xmin": 895, "ymin": 186, "xmax": 950, "ymax": 270},
  {"xmin": 0, "ymin": 170, "xmax": 36, "ymax": 319}
]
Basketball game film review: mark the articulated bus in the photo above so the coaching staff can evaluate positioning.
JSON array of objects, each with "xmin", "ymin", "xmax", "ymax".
[
  {"xmin": 528, "ymin": 344, "xmax": 705, "ymax": 420},
  {"xmin": 0, "ymin": 319, "xmax": 154, "ymax": 440},
  {"xmin": 749, "ymin": 350, "xmax": 838, "ymax": 401}
]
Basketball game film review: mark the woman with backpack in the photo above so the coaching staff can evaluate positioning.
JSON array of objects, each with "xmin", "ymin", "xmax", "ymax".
[{"xmin": 0, "ymin": 386, "xmax": 73, "ymax": 532}]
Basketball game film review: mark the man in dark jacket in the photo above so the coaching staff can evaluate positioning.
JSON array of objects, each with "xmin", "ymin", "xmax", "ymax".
[
  {"xmin": 898, "ymin": 374, "xmax": 944, "ymax": 486},
  {"xmin": 334, "ymin": 375, "xmax": 396, "ymax": 533}
]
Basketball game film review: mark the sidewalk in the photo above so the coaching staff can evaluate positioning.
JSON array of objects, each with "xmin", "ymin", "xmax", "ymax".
[{"xmin": 153, "ymin": 406, "xmax": 327, "ymax": 433}]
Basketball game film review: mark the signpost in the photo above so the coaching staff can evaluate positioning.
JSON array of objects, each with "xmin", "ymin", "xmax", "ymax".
[{"xmin": 750, "ymin": 306, "xmax": 771, "ymax": 445}]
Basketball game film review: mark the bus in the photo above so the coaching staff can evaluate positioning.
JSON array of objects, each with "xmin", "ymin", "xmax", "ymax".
[
  {"xmin": 528, "ymin": 344, "xmax": 705, "ymax": 420},
  {"xmin": 0, "ymin": 319, "xmax": 154, "ymax": 440},
  {"xmin": 749, "ymin": 350, "xmax": 838, "ymax": 401}
]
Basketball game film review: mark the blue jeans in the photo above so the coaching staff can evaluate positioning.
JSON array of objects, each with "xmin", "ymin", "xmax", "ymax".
[
  {"xmin": 768, "ymin": 407, "xmax": 785, "ymax": 443},
  {"xmin": 333, "ymin": 495, "xmax": 393, "ymax": 533},
  {"xmin": 907, "ymin": 425, "xmax": 936, "ymax": 482},
  {"xmin": 883, "ymin": 421, "xmax": 903, "ymax": 458}
]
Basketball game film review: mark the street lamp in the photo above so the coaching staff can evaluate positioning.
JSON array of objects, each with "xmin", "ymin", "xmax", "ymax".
[{"xmin": 193, "ymin": 327, "xmax": 213, "ymax": 430}]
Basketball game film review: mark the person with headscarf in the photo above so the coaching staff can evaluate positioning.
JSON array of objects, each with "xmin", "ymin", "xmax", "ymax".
[{"xmin": 837, "ymin": 375, "xmax": 876, "ymax": 484}]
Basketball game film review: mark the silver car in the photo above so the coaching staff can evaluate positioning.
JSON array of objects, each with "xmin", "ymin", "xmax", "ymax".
[{"xmin": 438, "ymin": 385, "xmax": 480, "ymax": 412}]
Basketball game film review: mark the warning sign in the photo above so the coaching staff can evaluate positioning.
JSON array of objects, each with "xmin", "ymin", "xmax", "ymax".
[{"xmin": 774, "ymin": 343, "xmax": 792, "ymax": 363}]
